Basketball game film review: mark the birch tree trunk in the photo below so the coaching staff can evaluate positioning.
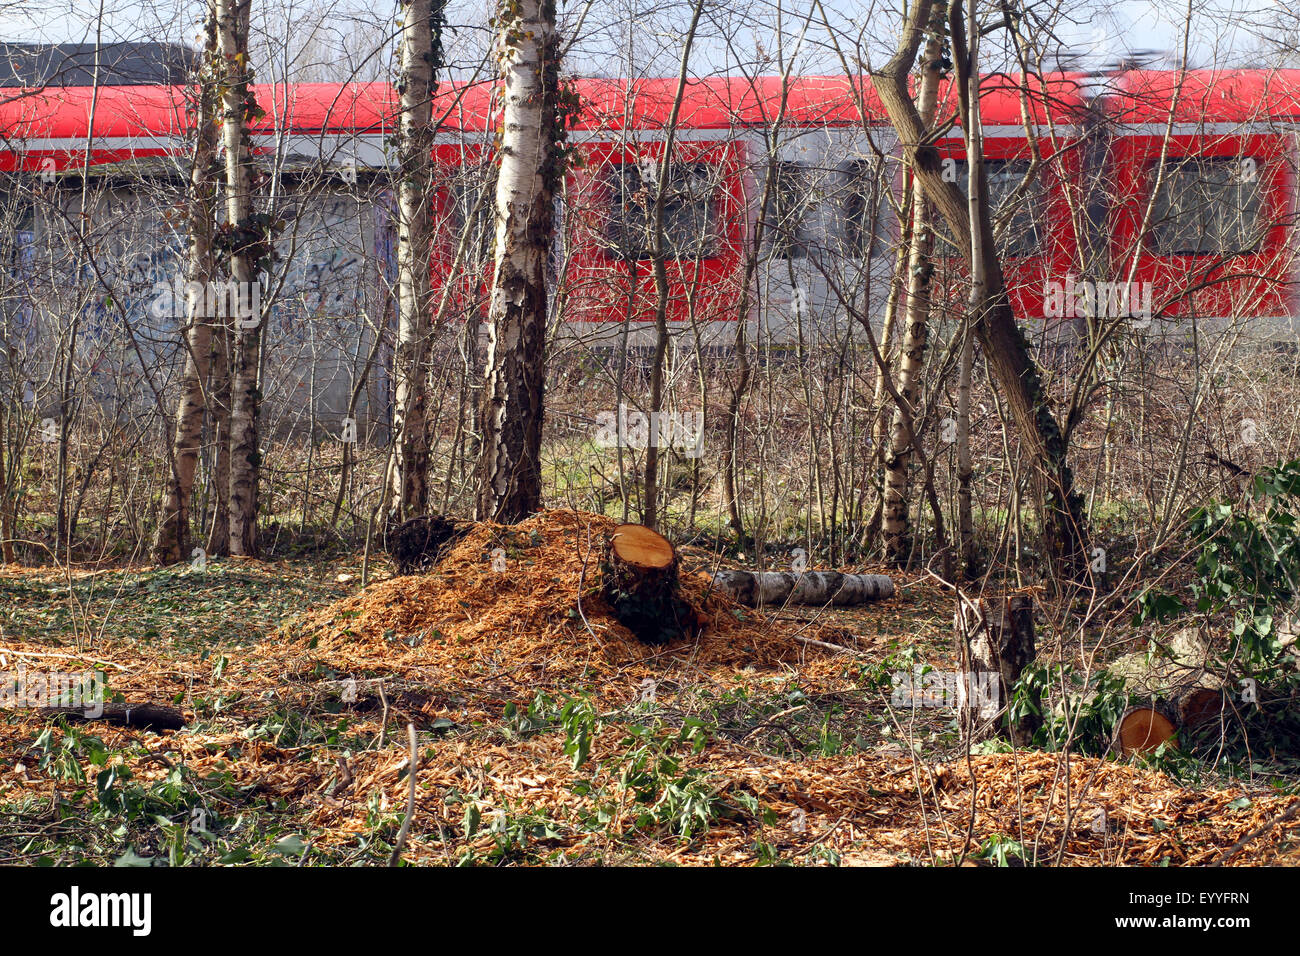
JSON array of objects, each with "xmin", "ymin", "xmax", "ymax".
[
  {"xmin": 388, "ymin": 0, "xmax": 443, "ymax": 522},
  {"xmin": 217, "ymin": 0, "xmax": 264, "ymax": 557},
  {"xmin": 475, "ymin": 0, "xmax": 562, "ymax": 522},
  {"xmin": 0, "ymin": 407, "xmax": 10, "ymax": 563},
  {"xmin": 205, "ymin": 317, "xmax": 232, "ymax": 555},
  {"xmin": 880, "ymin": 0, "xmax": 946, "ymax": 566},
  {"xmin": 154, "ymin": 3, "xmax": 219, "ymax": 564},
  {"xmin": 872, "ymin": 0, "xmax": 1089, "ymax": 577}
]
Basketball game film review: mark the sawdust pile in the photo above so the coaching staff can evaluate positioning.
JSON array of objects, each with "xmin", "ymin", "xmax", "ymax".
[
  {"xmin": 3, "ymin": 509, "xmax": 1298, "ymax": 866},
  {"xmin": 263, "ymin": 509, "xmax": 852, "ymax": 714}
]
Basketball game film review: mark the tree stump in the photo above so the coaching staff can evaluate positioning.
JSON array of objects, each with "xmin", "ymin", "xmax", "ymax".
[
  {"xmin": 956, "ymin": 594, "xmax": 1040, "ymax": 745},
  {"xmin": 601, "ymin": 524, "xmax": 698, "ymax": 646},
  {"xmin": 1116, "ymin": 703, "xmax": 1178, "ymax": 756},
  {"xmin": 387, "ymin": 514, "xmax": 475, "ymax": 575}
]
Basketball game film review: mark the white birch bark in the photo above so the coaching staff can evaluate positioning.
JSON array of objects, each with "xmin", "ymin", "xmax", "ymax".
[
  {"xmin": 712, "ymin": 570, "xmax": 895, "ymax": 607},
  {"xmin": 388, "ymin": 0, "xmax": 440, "ymax": 521},
  {"xmin": 880, "ymin": 1, "xmax": 947, "ymax": 565},
  {"xmin": 155, "ymin": 2, "xmax": 219, "ymax": 564},
  {"xmin": 218, "ymin": 0, "xmax": 263, "ymax": 556},
  {"xmin": 475, "ymin": 0, "xmax": 559, "ymax": 521}
]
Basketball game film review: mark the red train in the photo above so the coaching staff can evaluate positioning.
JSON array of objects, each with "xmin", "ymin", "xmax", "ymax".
[{"xmin": 2, "ymin": 70, "xmax": 1299, "ymax": 349}]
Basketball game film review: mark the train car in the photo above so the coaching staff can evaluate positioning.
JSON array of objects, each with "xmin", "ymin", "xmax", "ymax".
[
  {"xmin": 1105, "ymin": 69, "xmax": 1300, "ymax": 340},
  {"xmin": 928, "ymin": 73, "xmax": 1091, "ymax": 339},
  {"xmin": 6, "ymin": 69, "xmax": 1300, "ymax": 429},
  {"xmin": 733, "ymin": 76, "xmax": 897, "ymax": 352},
  {"xmin": 558, "ymin": 77, "xmax": 752, "ymax": 351},
  {"xmin": 420, "ymin": 76, "xmax": 895, "ymax": 351},
  {"xmin": 0, "ymin": 82, "xmax": 400, "ymax": 428}
]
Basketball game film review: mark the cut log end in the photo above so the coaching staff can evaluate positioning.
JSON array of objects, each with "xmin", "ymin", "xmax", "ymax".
[
  {"xmin": 1117, "ymin": 705, "xmax": 1178, "ymax": 756},
  {"xmin": 610, "ymin": 524, "xmax": 675, "ymax": 570},
  {"xmin": 1176, "ymin": 686, "xmax": 1226, "ymax": 731},
  {"xmin": 602, "ymin": 524, "xmax": 696, "ymax": 646}
]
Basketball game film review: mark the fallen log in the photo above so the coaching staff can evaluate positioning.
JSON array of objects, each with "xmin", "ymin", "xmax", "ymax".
[
  {"xmin": 602, "ymin": 524, "xmax": 698, "ymax": 645},
  {"xmin": 36, "ymin": 703, "xmax": 186, "ymax": 731},
  {"xmin": 1175, "ymin": 684, "xmax": 1227, "ymax": 731},
  {"xmin": 1116, "ymin": 702, "xmax": 1178, "ymax": 756},
  {"xmin": 711, "ymin": 570, "xmax": 894, "ymax": 607},
  {"xmin": 1115, "ymin": 682, "xmax": 1229, "ymax": 756},
  {"xmin": 386, "ymin": 514, "xmax": 475, "ymax": 575}
]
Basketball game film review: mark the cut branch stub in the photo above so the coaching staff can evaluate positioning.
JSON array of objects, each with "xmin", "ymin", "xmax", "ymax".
[{"xmin": 601, "ymin": 524, "xmax": 697, "ymax": 646}]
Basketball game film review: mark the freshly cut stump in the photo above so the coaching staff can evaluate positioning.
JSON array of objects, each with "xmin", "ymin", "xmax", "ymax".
[
  {"xmin": 1116, "ymin": 704, "xmax": 1178, "ymax": 756},
  {"xmin": 601, "ymin": 524, "xmax": 697, "ymax": 646}
]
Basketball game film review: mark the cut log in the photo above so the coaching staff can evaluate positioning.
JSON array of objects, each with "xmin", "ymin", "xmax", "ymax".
[
  {"xmin": 386, "ymin": 514, "xmax": 475, "ymax": 575},
  {"xmin": 955, "ymin": 595, "xmax": 1039, "ymax": 745},
  {"xmin": 1175, "ymin": 685, "xmax": 1227, "ymax": 731},
  {"xmin": 711, "ymin": 570, "xmax": 894, "ymax": 607},
  {"xmin": 1116, "ymin": 703, "xmax": 1178, "ymax": 756},
  {"xmin": 37, "ymin": 703, "xmax": 186, "ymax": 731},
  {"xmin": 601, "ymin": 524, "xmax": 697, "ymax": 645}
]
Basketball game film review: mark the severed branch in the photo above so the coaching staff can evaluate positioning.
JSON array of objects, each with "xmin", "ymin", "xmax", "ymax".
[{"xmin": 35, "ymin": 703, "xmax": 186, "ymax": 730}]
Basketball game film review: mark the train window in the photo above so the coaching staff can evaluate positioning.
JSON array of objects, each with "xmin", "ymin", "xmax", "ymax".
[
  {"xmin": 761, "ymin": 162, "xmax": 815, "ymax": 259},
  {"xmin": 442, "ymin": 164, "xmax": 497, "ymax": 266},
  {"xmin": 939, "ymin": 159, "xmax": 1042, "ymax": 259},
  {"xmin": 604, "ymin": 160, "xmax": 719, "ymax": 261},
  {"xmin": 1149, "ymin": 158, "xmax": 1263, "ymax": 256},
  {"xmin": 840, "ymin": 159, "xmax": 887, "ymax": 258},
  {"xmin": 2, "ymin": 199, "xmax": 34, "ymax": 268}
]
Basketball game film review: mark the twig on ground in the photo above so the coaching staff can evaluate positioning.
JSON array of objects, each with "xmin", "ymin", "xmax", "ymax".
[{"xmin": 388, "ymin": 723, "xmax": 418, "ymax": 867}]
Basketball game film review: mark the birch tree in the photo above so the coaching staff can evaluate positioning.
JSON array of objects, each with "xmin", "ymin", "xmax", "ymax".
[
  {"xmin": 879, "ymin": 0, "xmax": 946, "ymax": 565},
  {"xmin": 154, "ymin": 1, "xmax": 220, "ymax": 564},
  {"xmin": 475, "ymin": 0, "xmax": 565, "ymax": 522},
  {"xmin": 643, "ymin": 0, "xmax": 707, "ymax": 532},
  {"xmin": 388, "ymin": 0, "xmax": 444, "ymax": 522},
  {"xmin": 956, "ymin": 0, "xmax": 980, "ymax": 578},
  {"xmin": 217, "ymin": 0, "xmax": 267, "ymax": 556}
]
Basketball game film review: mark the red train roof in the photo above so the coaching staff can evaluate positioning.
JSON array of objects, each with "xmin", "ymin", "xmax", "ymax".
[
  {"xmin": 0, "ymin": 73, "xmax": 1091, "ymax": 145},
  {"xmin": 0, "ymin": 84, "xmax": 188, "ymax": 140},
  {"xmin": 935, "ymin": 72, "xmax": 1089, "ymax": 128},
  {"xmin": 1111, "ymin": 69, "xmax": 1300, "ymax": 124}
]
